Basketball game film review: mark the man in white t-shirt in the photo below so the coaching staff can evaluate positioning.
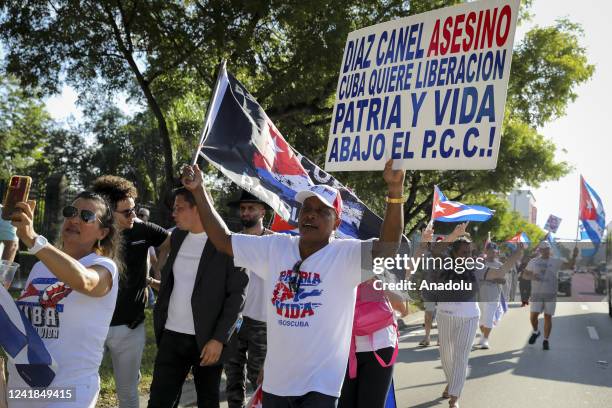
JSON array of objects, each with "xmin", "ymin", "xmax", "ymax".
[
  {"xmin": 225, "ymin": 190, "xmax": 271, "ymax": 408},
  {"xmin": 524, "ymin": 241, "xmax": 577, "ymax": 350},
  {"xmin": 180, "ymin": 160, "xmax": 405, "ymax": 407}
]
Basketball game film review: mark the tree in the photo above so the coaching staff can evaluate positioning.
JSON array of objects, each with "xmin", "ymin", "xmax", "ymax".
[
  {"xmin": 0, "ymin": 75, "xmax": 51, "ymax": 180},
  {"xmin": 0, "ymin": 1, "xmax": 594, "ymax": 233}
]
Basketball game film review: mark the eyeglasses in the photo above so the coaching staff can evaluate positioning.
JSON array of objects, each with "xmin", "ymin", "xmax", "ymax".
[
  {"xmin": 116, "ymin": 207, "xmax": 136, "ymax": 217},
  {"xmin": 288, "ymin": 260, "xmax": 303, "ymax": 294},
  {"xmin": 62, "ymin": 205, "xmax": 101, "ymax": 224}
]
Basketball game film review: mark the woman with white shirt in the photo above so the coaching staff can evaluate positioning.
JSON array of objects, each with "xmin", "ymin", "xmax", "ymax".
[
  {"xmin": 435, "ymin": 236, "xmax": 479, "ymax": 408},
  {"xmin": 8, "ymin": 191, "xmax": 120, "ymax": 408}
]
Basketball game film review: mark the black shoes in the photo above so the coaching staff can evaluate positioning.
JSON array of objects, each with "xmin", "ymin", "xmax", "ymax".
[
  {"xmin": 528, "ymin": 331, "xmax": 541, "ymax": 345},
  {"xmin": 543, "ymin": 340, "xmax": 550, "ymax": 350}
]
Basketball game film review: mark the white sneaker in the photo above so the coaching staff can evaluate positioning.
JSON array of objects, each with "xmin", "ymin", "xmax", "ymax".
[{"xmin": 480, "ymin": 338, "xmax": 490, "ymax": 349}]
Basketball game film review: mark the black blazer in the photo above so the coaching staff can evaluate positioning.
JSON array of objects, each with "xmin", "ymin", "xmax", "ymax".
[{"xmin": 153, "ymin": 229, "xmax": 248, "ymax": 361}]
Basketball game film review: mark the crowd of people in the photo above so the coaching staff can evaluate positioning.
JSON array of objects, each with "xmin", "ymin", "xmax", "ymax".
[{"xmin": 2, "ymin": 159, "xmax": 577, "ymax": 408}]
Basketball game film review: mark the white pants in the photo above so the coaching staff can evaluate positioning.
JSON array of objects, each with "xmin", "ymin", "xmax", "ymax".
[
  {"xmin": 104, "ymin": 323, "xmax": 146, "ymax": 408},
  {"xmin": 437, "ymin": 313, "xmax": 479, "ymax": 397},
  {"xmin": 478, "ymin": 283, "xmax": 502, "ymax": 328}
]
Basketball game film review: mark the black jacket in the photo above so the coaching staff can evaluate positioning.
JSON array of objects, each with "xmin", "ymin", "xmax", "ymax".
[{"xmin": 153, "ymin": 229, "xmax": 248, "ymax": 361}]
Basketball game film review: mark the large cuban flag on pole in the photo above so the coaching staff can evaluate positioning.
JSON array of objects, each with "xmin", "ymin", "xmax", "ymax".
[
  {"xmin": 579, "ymin": 176, "xmax": 605, "ymax": 245},
  {"xmin": 193, "ymin": 61, "xmax": 404, "ymax": 242},
  {"xmin": 431, "ymin": 185, "xmax": 494, "ymax": 222},
  {"xmin": 0, "ymin": 286, "xmax": 56, "ymax": 387}
]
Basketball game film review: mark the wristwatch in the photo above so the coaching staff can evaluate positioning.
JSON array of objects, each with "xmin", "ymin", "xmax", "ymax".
[{"xmin": 28, "ymin": 235, "xmax": 48, "ymax": 255}]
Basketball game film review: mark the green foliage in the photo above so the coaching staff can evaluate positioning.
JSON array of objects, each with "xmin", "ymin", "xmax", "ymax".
[
  {"xmin": 509, "ymin": 18, "xmax": 595, "ymax": 127},
  {"xmin": 0, "ymin": 75, "xmax": 51, "ymax": 180},
  {"xmin": 0, "ymin": 1, "xmax": 595, "ymax": 235}
]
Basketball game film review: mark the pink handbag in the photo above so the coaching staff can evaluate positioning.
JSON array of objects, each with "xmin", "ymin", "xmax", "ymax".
[{"xmin": 349, "ymin": 281, "xmax": 399, "ymax": 379}]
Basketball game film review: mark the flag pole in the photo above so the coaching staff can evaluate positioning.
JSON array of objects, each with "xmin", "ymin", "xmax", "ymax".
[
  {"xmin": 192, "ymin": 59, "xmax": 228, "ymax": 165},
  {"xmin": 429, "ymin": 185, "xmax": 437, "ymax": 228},
  {"xmin": 575, "ymin": 174, "xmax": 582, "ymax": 243}
]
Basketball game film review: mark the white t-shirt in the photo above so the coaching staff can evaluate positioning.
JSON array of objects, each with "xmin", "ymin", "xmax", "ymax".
[
  {"xmin": 232, "ymin": 233, "xmax": 363, "ymax": 397},
  {"xmin": 165, "ymin": 232, "xmax": 208, "ymax": 334},
  {"xmin": 526, "ymin": 256, "xmax": 563, "ymax": 298},
  {"xmin": 474, "ymin": 259, "xmax": 503, "ymax": 282},
  {"xmin": 242, "ymin": 270, "xmax": 267, "ymax": 322},
  {"xmin": 9, "ymin": 253, "xmax": 118, "ymax": 387},
  {"xmin": 355, "ymin": 324, "xmax": 397, "ymax": 352}
]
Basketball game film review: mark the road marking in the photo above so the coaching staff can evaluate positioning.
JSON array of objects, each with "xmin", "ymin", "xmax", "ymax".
[
  {"xmin": 581, "ymin": 304, "xmax": 589, "ymax": 311},
  {"xmin": 587, "ymin": 326, "xmax": 600, "ymax": 340}
]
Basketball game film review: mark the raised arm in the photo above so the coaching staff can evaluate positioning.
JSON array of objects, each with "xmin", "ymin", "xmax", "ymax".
[
  {"xmin": 563, "ymin": 246, "xmax": 579, "ymax": 270},
  {"xmin": 443, "ymin": 222, "xmax": 469, "ymax": 243},
  {"xmin": 494, "ymin": 247, "xmax": 525, "ymax": 275},
  {"xmin": 406, "ymin": 225, "xmax": 433, "ymax": 279},
  {"xmin": 12, "ymin": 202, "xmax": 113, "ymax": 297},
  {"xmin": 182, "ymin": 164, "xmax": 234, "ymax": 256},
  {"xmin": 372, "ymin": 159, "xmax": 406, "ymax": 259},
  {"xmin": 485, "ymin": 247, "xmax": 525, "ymax": 281}
]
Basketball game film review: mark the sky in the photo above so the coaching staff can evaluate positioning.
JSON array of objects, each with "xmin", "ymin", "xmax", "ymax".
[
  {"xmin": 42, "ymin": 0, "xmax": 610, "ymax": 240},
  {"xmin": 513, "ymin": 0, "xmax": 611, "ymax": 239}
]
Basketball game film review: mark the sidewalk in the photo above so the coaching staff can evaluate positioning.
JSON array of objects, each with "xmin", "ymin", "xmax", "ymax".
[{"xmin": 139, "ymin": 312, "xmax": 426, "ymax": 407}]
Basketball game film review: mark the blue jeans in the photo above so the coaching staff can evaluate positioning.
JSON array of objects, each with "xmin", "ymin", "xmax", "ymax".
[{"xmin": 262, "ymin": 391, "xmax": 338, "ymax": 408}]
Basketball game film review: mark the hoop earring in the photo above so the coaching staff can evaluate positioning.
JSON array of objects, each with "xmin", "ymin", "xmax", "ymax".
[{"xmin": 97, "ymin": 239, "xmax": 101, "ymax": 248}]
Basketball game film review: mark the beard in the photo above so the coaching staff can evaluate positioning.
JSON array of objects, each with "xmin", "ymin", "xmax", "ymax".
[{"xmin": 241, "ymin": 218, "xmax": 258, "ymax": 229}]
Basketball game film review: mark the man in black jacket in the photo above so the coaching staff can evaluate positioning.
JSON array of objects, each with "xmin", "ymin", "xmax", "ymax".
[
  {"xmin": 148, "ymin": 187, "xmax": 248, "ymax": 408},
  {"xmin": 94, "ymin": 175, "xmax": 170, "ymax": 408}
]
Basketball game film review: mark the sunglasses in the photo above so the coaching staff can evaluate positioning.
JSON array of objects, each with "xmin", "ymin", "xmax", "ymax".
[
  {"xmin": 116, "ymin": 207, "xmax": 136, "ymax": 217},
  {"xmin": 62, "ymin": 205, "xmax": 101, "ymax": 224},
  {"xmin": 288, "ymin": 260, "xmax": 303, "ymax": 294}
]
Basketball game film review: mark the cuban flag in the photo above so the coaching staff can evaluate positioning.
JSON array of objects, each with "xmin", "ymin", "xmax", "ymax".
[
  {"xmin": 0, "ymin": 286, "xmax": 56, "ymax": 387},
  {"xmin": 579, "ymin": 176, "xmax": 605, "ymax": 244},
  {"xmin": 432, "ymin": 185, "xmax": 494, "ymax": 222},
  {"xmin": 246, "ymin": 384, "xmax": 263, "ymax": 408},
  {"xmin": 579, "ymin": 221, "xmax": 598, "ymax": 258},
  {"xmin": 270, "ymin": 213, "xmax": 299, "ymax": 235},
  {"xmin": 507, "ymin": 231, "xmax": 530, "ymax": 249},
  {"xmin": 195, "ymin": 61, "xmax": 399, "ymax": 242}
]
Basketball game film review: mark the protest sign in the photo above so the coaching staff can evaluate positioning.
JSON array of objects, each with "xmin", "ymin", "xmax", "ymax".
[
  {"xmin": 325, "ymin": 0, "xmax": 520, "ymax": 171},
  {"xmin": 543, "ymin": 214, "xmax": 562, "ymax": 233}
]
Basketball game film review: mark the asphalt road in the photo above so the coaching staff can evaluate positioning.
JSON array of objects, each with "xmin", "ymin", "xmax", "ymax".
[
  {"xmin": 393, "ymin": 286, "xmax": 612, "ymax": 407},
  {"xmin": 196, "ymin": 275, "xmax": 612, "ymax": 408}
]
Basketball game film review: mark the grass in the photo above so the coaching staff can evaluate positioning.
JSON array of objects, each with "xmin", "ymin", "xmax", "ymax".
[{"xmin": 97, "ymin": 310, "xmax": 158, "ymax": 408}]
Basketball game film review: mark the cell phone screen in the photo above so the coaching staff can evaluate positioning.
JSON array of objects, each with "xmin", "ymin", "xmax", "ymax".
[{"xmin": 1, "ymin": 176, "xmax": 32, "ymax": 221}]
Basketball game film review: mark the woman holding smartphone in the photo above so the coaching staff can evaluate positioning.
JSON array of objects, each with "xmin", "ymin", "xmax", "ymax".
[{"xmin": 8, "ymin": 191, "xmax": 121, "ymax": 408}]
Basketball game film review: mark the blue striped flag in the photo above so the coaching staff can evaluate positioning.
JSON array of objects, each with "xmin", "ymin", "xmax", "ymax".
[
  {"xmin": 0, "ymin": 286, "xmax": 56, "ymax": 387},
  {"xmin": 432, "ymin": 186, "xmax": 494, "ymax": 222}
]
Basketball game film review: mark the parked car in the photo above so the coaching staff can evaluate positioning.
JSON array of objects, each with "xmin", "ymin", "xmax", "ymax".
[
  {"xmin": 593, "ymin": 262, "xmax": 607, "ymax": 294},
  {"xmin": 558, "ymin": 269, "xmax": 572, "ymax": 297},
  {"xmin": 607, "ymin": 267, "xmax": 612, "ymax": 317}
]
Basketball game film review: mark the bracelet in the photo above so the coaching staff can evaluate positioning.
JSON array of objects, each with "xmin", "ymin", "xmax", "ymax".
[{"xmin": 385, "ymin": 195, "xmax": 407, "ymax": 204}]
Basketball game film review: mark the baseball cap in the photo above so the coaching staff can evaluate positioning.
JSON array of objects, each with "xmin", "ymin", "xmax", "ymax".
[
  {"xmin": 539, "ymin": 241, "xmax": 551, "ymax": 249},
  {"xmin": 295, "ymin": 185, "xmax": 343, "ymax": 218}
]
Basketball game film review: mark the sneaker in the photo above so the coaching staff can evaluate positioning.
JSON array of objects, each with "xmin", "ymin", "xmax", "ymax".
[
  {"xmin": 528, "ymin": 331, "xmax": 541, "ymax": 345},
  {"xmin": 480, "ymin": 338, "xmax": 490, "ymax": 349},
  {"xmin": 543, "ymin": 340, "xmax": 550, "ymax": 350}
]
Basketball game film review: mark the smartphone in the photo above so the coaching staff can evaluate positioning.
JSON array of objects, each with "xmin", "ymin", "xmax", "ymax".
[{"xmin": 1, "ymin": 176, "xmax": 32, "ymax": 221}]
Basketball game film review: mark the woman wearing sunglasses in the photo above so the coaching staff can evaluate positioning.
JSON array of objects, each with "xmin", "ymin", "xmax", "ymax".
[{"xmin": 8, "ymin": 191, "xmax": 120, "ymax": 408}]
